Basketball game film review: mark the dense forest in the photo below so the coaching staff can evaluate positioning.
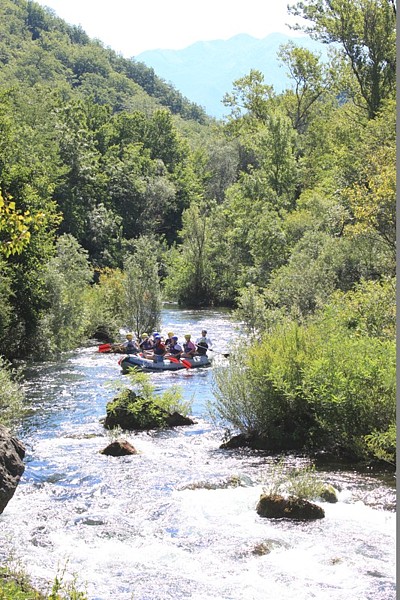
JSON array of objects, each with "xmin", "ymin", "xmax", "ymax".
[{"xmin": 0, "ymin": 0, "xmax": 396, "ymax": 463}]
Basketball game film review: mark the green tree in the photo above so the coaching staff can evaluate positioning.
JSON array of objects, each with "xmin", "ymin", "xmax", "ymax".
[
  {"xmin": 37, "ymin": 234, "xmax": 93, "ymax": 355},
  {"xmin": 121, "ymin": 236, "xmax": 162, "ymax": 337},
  {"xmin": 343, "ymin": 100, "xmax": 396, "ymax": 257},
  {"xmin": 223, "ymin": 69, "xmax": 275, "ymax": 130},
  {"xmin": 163, "ymin": 203, "xmax": 213, "ymax": 306},
  {"xmin": 278, "ymin": 41, "xmax": 328, "ymax": 133},
  {"xmin": 289, "ymin": 0, "xmax": 396, "ymax": 118}
]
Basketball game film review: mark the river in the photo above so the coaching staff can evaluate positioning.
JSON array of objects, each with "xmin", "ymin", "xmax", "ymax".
[{"xmin": 0, "ymin": 307, "xmax": 396, "ymax": 600}]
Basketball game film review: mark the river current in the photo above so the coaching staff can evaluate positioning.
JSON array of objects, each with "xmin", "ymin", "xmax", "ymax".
[{"xmin": 0, "ymin": 307, "xmax": 396, "ymax": 600}]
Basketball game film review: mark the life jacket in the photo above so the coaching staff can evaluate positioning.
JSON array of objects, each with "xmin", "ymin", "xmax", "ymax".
[
  {"xmin": 126, "ymin": 340, "xmax": 138, "ymax": 354},
  {"xmin": 183, "ymin": 340, "xmax": 195, "ymax": 352},
  {"xmin": 154, "ymin": 341, "xmax": 165, "ymax": 355},
  {"xmin": 196, "ymin": 338, "xmax": 208, "ymax": 355},
  {"xmin": 140, "ymin": 338, "xmax": 153, "ymax": 350},
  {"xmin": 170, "ymin": 343, "xmax": 182, "ymax": 355}
]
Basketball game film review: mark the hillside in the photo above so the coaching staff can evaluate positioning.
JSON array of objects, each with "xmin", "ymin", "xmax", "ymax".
[
  {"xmin": 137, "ymin": 33, "xmax": 329, "ymax": 118},
  {"xmin": 0, "ymin": 0, "xmax": 208, "ymax": 123}
]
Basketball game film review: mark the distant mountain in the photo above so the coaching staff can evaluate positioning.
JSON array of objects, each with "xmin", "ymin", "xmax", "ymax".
[{"xmin": 136, "ymin": 33, "xmax": 328, "ymax": 119}]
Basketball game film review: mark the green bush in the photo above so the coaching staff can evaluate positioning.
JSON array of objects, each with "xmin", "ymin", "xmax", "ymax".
[
  {"xmin": 211, "ymin": 281, "xmax": 396, "ymax": 462},
  {"xmin": 125, "ymin": 369, "xmax": 191, "ymax": 416},
  {"xmin": 0, "ymin": 564, "xmax": 87, "ymax": 599},
  {"xmin": 0, "ymin": 357, "xmax": 25, "ymax": 427},
  {"xmin": 301, "ymin": 331, "xmax": 395, "ymax": 459}
]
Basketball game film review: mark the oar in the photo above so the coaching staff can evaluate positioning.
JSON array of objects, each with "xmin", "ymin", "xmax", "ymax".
[
  {"xmin": 98, "ymin": 343, "xmax": 112, "ymax": 352},
  {"xmin": 180, "ymin": 357, "xmax": 193, "ymax": 369},
  {"xmin": 196, "ymin": 344, "xmax": 230, "ymax": 358},
  {"xmin": 208, "ymin": 348, "xmax": 230, "ymax": 358},
  {"xmin": 168, "ymin": 356, "xmax": 192, "ymax": 369}
]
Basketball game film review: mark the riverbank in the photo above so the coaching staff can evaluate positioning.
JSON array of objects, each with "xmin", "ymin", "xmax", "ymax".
[{"xmin": 0, "ymin": 565, "xmax": 87, "ymax": 599}]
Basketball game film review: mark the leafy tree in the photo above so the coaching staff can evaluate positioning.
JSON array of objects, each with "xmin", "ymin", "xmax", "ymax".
[
  {"xmin": 84, "ymin": 203, "xmax": 123, "ymax": 268},
  {"xmin": 84, "ymin": 267, "xmax": 125, "ymax": 342},
  {"xmin": 289, "ymin": 0, "xmax": 396, "ymax": 118},
  {"xmin": 0, "ymin": 191, "xmax": 44, "ymax": 257},
  {"xmin": 278, "ymin": 41, "xmax": 328, "ymax": 133},
  {"xmin": 163, "ymin": 203, "xmax": 213, "ymax": 306},
  {"xmin": 201, "ymin": 137, "xmax": 240, "ymax": 203},
  {"xmin": 121, "ymin": 235, "xmax": 162, "ymax": 337},
  {"xmin": 223, "ymin": 69, "xmax": 275, "ymax": 130},
  {"xmin": 265, "ymin": 231, "xmax": 357, "ymax": 315},
  {"xmin": 37, "ymin": 234, "xmax": 93, "ymax": 355},
  {"xmin": 54, "ymin": 98, "xmax": 105, "ymax": 242},
  {"xmin": 343, "ymin": 99, "xmax": 396, "ymax": 256}
]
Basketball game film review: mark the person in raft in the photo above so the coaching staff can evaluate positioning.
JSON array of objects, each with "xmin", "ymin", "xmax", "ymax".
[
  {"xmin": 182, "ymin": 334, "xmax": 197, "ymax": 358},
  {"xmin": 164, "ymin": 332, "xmax": 175, "ymax": 349},
  {"xmin": 151, "ymin": 335, "xmax": 166, "ymax": 363},
  {"xmin": 123, "ymin": 333, "xmax": 139, "ymax": 354},
  {"xmin": 165, "ymin": 335, "xmax": 183, "ymax": 359},
  {"xmin": 195, "ymin": 330, "xmax": 212, "ymax": 355},
  {"xmin": 139, "ymin": 333, "xmax": 153, "ymax": 352}
]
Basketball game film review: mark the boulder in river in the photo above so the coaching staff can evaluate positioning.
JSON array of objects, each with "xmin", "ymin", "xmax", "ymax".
[
  {"xmin": 0, "ymin": 425, "xmax": 25, "ymax": 514},
  {"xmin": 256, "ymin": 493, "xmax": 325, "ymax": 520},
  {"xmin": 319, "ymin": 484, "xmax": 339, "ymax": 503},
  {"xmin": 104, "ymin": 388, "xmax": 194, "ymax": 431},
  {"xmin": 100, "ymin": 439, "xmax": 138, "ymax": 456}
]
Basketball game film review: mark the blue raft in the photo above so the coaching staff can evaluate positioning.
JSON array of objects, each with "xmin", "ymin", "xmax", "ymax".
[{"xmin": 119, "ymin": 354, "xmax": 211, "ymax": 373}]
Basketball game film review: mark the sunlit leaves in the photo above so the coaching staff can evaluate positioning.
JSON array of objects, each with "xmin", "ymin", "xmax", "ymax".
[
  {"xmin": 223, "ymin": 69, "xmax": 275, "ymax": 132},
  {"xmin": 0, "ymin": 192, "xmax": 44, "ymax": 257},
  {"xmin": 343, "ymin": 100, "xmax": 396, "ymax": 254}
]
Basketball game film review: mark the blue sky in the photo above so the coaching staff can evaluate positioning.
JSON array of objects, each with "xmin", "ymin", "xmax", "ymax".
[{"xmin": 36, "ymin": 0, "xmax": 303, "ymax": 56}]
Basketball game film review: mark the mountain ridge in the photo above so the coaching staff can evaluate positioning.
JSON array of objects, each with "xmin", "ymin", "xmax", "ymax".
[{"xmin": 137, "ymin": 33, "xmax": 328, "ymax": 119}]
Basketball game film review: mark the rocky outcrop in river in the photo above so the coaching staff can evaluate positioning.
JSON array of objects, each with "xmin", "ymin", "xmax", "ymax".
[
  {"xmin": 0, "ymin": 425, "xmax": 25, "ymax": 514},
  {"xmin": 256, "ymin": 493, "xmax": 325, "ymax": 520},
  {"xmin": 104, "ymin": 388, "xmax": 195, "ymax": 431}
]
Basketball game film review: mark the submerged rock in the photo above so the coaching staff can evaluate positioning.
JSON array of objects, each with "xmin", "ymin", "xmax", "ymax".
[
  {"xmin": 251, "ymin": 539, "xmax": 290, "ymax": 555},
  {"xmin": 104, "ymin": 388, "xmax": 194, "ymax": 431},
  {"xmin": 256, "ymin": 493, "xmax": 325, "ymax": 520},
  {"xmin": 100, "ymin": 439, "xmax": 138, "ymax": 456},
  {"xmin": 0, "ymin": 425, "xmax": 25, "ymax": 514},
  {"xmin": 319, "ymin": 484, "xmax": 339, "ymax": 503}
]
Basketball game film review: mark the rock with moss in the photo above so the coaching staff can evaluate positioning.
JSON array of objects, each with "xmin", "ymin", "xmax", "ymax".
[
  {"xmin": 319, "ymin": 484, "xmax": 339, "ymax": 503},
  {"xmin": 256, "ymin": 493, "xmax": 325, "ymax": 520},
  {"xmin": 104, "ymin": 388, "xmax": 194, "ymax": 431},
  {"xmin": 0, "ymin": 425, "xmax": 25, "ymax": 514}
]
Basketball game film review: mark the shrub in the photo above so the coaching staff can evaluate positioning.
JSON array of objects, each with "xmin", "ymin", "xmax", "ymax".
[
  {"xmin": 114, "ymin": 369, "xmax": 191, "ymax": 417},
  {"xmin": 211, "ymin": 281, "xmax": 396, "ymax": 462},
  {"xmin": 0, "ymin": 357, "xmax": 24, "ymax": 427}
]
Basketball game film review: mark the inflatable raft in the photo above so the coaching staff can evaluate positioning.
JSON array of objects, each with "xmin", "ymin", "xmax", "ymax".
[{"xmin": 119, "ymin": 354, "xmax": 211, "ymax": 373}]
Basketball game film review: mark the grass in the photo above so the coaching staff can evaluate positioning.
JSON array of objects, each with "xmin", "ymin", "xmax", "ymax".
[{"xmin": 0, "ymin": 564, "xmax": 88, "ymax": 600}]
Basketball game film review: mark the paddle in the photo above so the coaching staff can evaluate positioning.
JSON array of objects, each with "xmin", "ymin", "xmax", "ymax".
[
  {"xmin": 168, "ymin": 356, "xmax": 192, "ymax": 369},
  {"xmin": 208, "ymin": 348, "xmax": 230, "ymax": 358},
  {"xmin": 196, "ymin": 344, "xmax": 230, "ymax": 358},
  {"xmin": 98, "ymin": 343, "xmax": 112, "ymax": 352}
]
